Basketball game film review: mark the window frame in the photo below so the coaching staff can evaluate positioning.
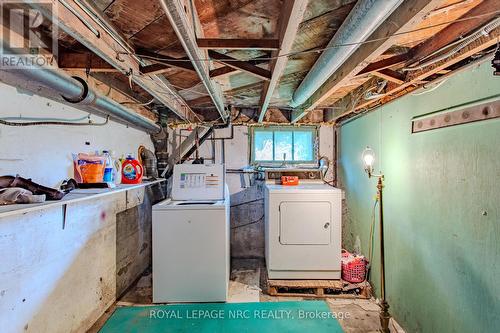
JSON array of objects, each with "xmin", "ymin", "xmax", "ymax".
[{"xmin": 250, "ymin": 126, "xmax": 318, "ymax": 166}]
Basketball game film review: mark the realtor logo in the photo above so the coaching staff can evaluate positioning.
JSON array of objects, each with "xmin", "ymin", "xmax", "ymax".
[{"xmin": 0, "ymin": 0, "xmax": 57, "ymax": 68}]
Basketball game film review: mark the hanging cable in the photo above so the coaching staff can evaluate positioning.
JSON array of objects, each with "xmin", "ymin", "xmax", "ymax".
[
  {"xmin": 0, "ymin": 116, "xmax": 109, "ymax": 127},
  {"xmin": 1, "ymin": 114, "xmax": 91, "ymax": 122},
  {"xmin": 366, "ymin": 198, "xmax": 379, "ymax": 282},
  {"xmin": 131, "ymin": 10, "xmax": 500, "ymax": 65},
  {"xmin": 120, "ymin": 98, "xmax": 156, "ymax": 106}
]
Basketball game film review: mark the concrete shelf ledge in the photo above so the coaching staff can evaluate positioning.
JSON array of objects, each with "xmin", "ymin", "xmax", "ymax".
[{"xmin": 0, "ymin": 179, "xmax": 165, "ymax": 219}]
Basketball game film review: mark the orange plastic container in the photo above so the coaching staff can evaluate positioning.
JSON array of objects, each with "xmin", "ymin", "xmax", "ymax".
[
  {"xmin": 281, "ymin": 176, "xmax": 299, "ymax": 186},
  {"xmin": 121, "ymin": 155, "xmax": 143, "ymax": 184},
  {"xmin": 73, "ymin": 153, "xmax": 106, "ymax": 183},
  {"xmin": 80, "ymin": 163, "xmax": 105, "ymax": 183}
]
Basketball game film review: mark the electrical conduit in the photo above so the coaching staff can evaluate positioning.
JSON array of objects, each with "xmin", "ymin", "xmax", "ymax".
[{"xmin": 0, "ymin": 45, "xmax": 160, "ymax": 133}]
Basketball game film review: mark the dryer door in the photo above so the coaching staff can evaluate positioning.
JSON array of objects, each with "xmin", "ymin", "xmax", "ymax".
[{"xmin": 279, "ymin": 201, "xmax": 331, "ymax": 245}]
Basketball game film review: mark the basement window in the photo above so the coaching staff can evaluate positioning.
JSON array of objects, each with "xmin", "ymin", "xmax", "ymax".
[{"xmin": 250, "ymin": 126, "xmax": 318, "ymax": 166}]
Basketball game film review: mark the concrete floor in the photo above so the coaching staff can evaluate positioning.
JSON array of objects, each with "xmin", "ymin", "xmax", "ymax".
[{"xmin": 88, "ymin": 260, "xmax": 405, "ymax": 333}]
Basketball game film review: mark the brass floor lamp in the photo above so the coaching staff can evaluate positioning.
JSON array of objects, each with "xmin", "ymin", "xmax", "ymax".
[{"xmin": 362, "ymin": 146, "xmax": 390, "ymax": 333}]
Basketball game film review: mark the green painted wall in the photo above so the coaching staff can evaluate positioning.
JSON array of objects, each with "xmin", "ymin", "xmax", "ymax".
[{"xmin": 338, "ymin": 61, "xmax": 500, "ymax": 333}]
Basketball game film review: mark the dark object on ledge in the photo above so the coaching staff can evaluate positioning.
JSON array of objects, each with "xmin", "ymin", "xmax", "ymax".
[
  {"xmin": 60, "ymin": 178, "xmax": 78, "ymax": 193},
  {"xmin": 0, "ymin": 176, "xmax": 66, "ymax": 200},
  {"xmin": 61, "ymin": 178, "xmax": 111, "ymax": 190},
  {"xmin": 492, "ymin": 47, "xmax": 500, "ymax": 76},
  {"xmin": 138, "ymin": 145, "xmax": 158, "ymax": 179},
  {"xmin": 76, "ymin": 182, "xmax": 110, "ymax": 189}
]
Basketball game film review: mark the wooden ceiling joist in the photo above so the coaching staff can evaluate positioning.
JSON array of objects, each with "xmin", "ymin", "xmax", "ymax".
[
  {"xmin": 290, "ymin": 0, "xmax": 443, "ymax": 123},
  {"xmin": 187, "ymin": 95, "xmax": 213, "ymax": 106},
  {"xmin": 137, "ymin": 50, "xmax": 196, "ymax": 73},
  {"xmin": 159, "ymin": 0, "xmax": 228, "ymax": 122},
  {"xmin": 197, "ymin": 38, "xmax": 280, "ymax": 50},
  {"xmin": 257, "ymin": 0, "xmax": 309, "ymax": 123},
  {"xmin": 209, "ymin": 66, "xmax": 238, "ymax": 78},
  {"xmin": 330, "ymin": 24, "xmax": 500, "ymax": 123},
  {"xmin": 210, "ymin": 58, "xmax": 270, "ymax": 78},
  {"xmin": 327, "ymin": 0, "xmax": 500, "ymax": 123},
  {"xmin": 405, "ymin": 0, "xmax": 499, "ymax": 67},
  {"xmin": 208, "ymin": 50, "xmax": 272, "ymax": 81},
  {"xmin": 30, "ymin": 0, "xmax": 198, "ymax": 123},
  {"xmin": 140, "ymin": 63, "xmax": 171, "ymax": 75},
  {"xmin": 372, "ymin": 69, "xmax": 406, "ymax": 85},
  {"xmin": 90, "ymin": 72, "xmax": 151, "ymax": 106},
  {"xmin": 358, "ymin": 53, "xmax": 410, "ymax": 75},
  {"xmin": 58, "ymin": 52, "xmax": 117, "ymax": 72}
]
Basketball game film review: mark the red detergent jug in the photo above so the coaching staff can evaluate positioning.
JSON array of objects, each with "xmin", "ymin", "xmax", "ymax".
[{"xmin": 121, "ymin": 154, "xmax": 143, "ymax": 184}]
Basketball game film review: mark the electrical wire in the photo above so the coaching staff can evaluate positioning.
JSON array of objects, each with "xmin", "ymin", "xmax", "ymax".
[
  {"xmin": 0, "ymin": 116, "xmax": 109, "ymax": 127},
  {"xmin": 366, "ymin": 198, "xmax": 379, "ymax": 282},
  {"xmin": 410, "ymin": 78, "xmax": 448, "ymax": 96},
  {"xmin": 120, "ymin": 98, "xmax": 155, "ymax": 106},
  {"xmin": 403, "ymin": 17, "xmax": 500, "ymax": 71},
  {"xmin": 0, "ymin": 114, "xmax": 91, "ymax": 122},
  {"xmin": 131, "ymin": 10, "xmax": 500, "ymax": 64},
  {"xmin": 230, "ymin": 198, "xmax": 264, "ymax": 208}
]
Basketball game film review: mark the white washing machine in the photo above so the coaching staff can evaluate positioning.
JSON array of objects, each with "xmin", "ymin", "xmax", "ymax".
[
  {"xmin": 265, "ymin": 172, "xmax": 342, "ymax": 279},
  {"xmin": 152, "ymin": 164, "xmax": 230, "ymax": 303}
]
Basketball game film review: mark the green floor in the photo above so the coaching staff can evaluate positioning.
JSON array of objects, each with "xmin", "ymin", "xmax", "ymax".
[{"xmin": 99, "ymin": 301, "xmax": 344, "ymax": 333}]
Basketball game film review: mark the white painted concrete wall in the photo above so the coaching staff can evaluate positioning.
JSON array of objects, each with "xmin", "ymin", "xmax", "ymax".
[
  {"xmin": 0, "ymin": 82, "xmax": 154, "ymax": 188},
  {"xmin": 168, "ymin": 125, "xmax": 336, "ymax": 259},
  {"xmin": 0, "ymin": 185, "xmax": 159, "ymax": 333},
  {"xmin": 168, "ymin": 125, "xmax": 335, "ymax": 194}
]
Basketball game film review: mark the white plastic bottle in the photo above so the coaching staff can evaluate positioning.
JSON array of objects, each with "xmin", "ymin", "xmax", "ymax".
[
  {"xmin": 112, "ymin": 151, "xmax": 122, "ymax": 185},
  {"xmin": 102, "ymin": 150, "xmax": 114, "ymax": 184}
]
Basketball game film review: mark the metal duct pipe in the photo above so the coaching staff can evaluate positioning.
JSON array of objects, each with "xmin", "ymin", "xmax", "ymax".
[
  {"xmin": 1, "ymin": 50, "xmax": 160, "ymax": 133},
  {"xmin": 290, "ymin": 0, "xmax": 403, "ymax": 108}
]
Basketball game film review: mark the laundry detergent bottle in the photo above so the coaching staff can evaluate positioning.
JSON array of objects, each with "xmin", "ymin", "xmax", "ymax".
[{"xmin": 121, "ymin": 154, "xmax": 143, "ymax": 184}]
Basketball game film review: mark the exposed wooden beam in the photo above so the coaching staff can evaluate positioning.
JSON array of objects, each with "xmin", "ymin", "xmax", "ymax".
[
  {"xmin": 136, "ymin": 49, "xmax": 196, "ymax": 72},
  {"xmin": 140, "ymin": 63, "xmax": 171, "ymax": 75},
  {"xmin": 257, "ymin": 0, "xmax": 309, "ymax": 123},
  {"xmin": 358, "ymin": 53, "xmax": 409, "ymax": 75},
  {"xmin": 210, "ymin": 66, "xmax": 238, "ymax": 78},
  {"xmin": 187, "ymin": 95, "xmax": 213, "ymax": 106},
  {"xmin": 159, "ymin": 0, "xmax": 228, "ymax": 122},
  {"xmin": 30, "ymin": 0, "xmax": 198, "ymax": 122},
  {"xmin": 372, "ymin": 69, "xmax": 406, "ymax": 84},
  {"xmin": 424, "ymin": 0, "xmax": 475, "ymax": 19},
  {"xmin": 197, "ymin": 38, "xmax": 280, "ymax": 50},
  {"xmin": 328, "ymin": 0, "xmax": 500, "ymax": 121},
  {"xmin": 332, "ymin": 25, "xmax": 500, "ymax": 122},
  {"xmin": 408, "ymin": 0, "xmax": 499, "ymax": 64},
  {"xmin": 208, "ymin": 50, "xmax": 272, "ymax": 81},
  {"xmin": 90, "ymin": 72, "xmax": 152, "ymax": 105},
  {"xmin": 58, "ymin": 52, "xmax": 117, "ymax": 72},
  {"xmin": 210, "ymin": 58, "xmax": 269, "ymax": 78},
  {"xmin": 406, "ymin": 28, "xmax": 500, "ymax": 84},
  {"xmin": 290, "ymin": 0, "xmax": 442, "ymax": 123}
]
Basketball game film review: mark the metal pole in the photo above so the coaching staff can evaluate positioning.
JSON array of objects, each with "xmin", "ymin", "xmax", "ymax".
[{"xmin": 378, "ymin": 175, "xmax": 390, "ymax": 333}]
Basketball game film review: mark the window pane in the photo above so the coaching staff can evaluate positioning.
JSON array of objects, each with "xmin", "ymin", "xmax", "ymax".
[
  {"xmin": 254, "ymin": 130, "xmax": 274, "ymax": 161},
  {"xmin": 293, "ymin": 131, "xmax": 313, "ymax": 161},
  {"xmin": 274, "ymin": 131, "xmax": 293, "ymax": 161}
]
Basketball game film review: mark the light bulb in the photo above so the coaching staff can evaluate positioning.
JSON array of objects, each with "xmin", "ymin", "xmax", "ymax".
[{"xmin": 362, "ymin": 147, "xmax": 375, "ymax": 169}]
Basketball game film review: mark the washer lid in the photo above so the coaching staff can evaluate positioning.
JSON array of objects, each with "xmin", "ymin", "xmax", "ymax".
[{"xmin": 153, "ymin": 198, "xmax": 226, "ymax": 210}]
